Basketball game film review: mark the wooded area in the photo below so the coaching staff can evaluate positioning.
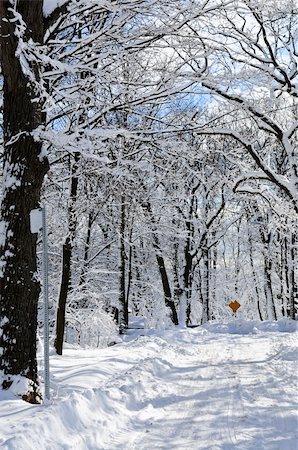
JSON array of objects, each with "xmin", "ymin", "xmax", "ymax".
[{"xmin": 0, "ymin": 0, "xmax": 297, "ymax": 400}]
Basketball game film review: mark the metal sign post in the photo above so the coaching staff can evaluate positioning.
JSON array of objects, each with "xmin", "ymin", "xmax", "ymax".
[
  {"xmin": 30, "ymin": 207, "xmax": 50, "ymax": 402},
  {"xmin": 42, "ymin": 206, "xmax": 50, "ymax": 401}
]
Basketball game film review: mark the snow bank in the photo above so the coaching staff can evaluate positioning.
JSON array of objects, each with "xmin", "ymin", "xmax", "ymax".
[
  {"xmin": 201, "ymin": 318, "xmax": 298, "ymax": 335},
  {"xmin": 278, "ymin": 347, "xmax": 298, "ymax": 361},
  {"xmin": 0, "ymin": 322, "xmax": 297, "ymax": 449}
]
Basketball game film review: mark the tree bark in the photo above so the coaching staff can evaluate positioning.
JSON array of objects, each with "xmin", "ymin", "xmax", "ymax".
[
  {"xmin": 142, "ymin": 203, "xmax": 178, "ymax": 325},
  {"xmin": 126, "ymin": 228, "xmax": 133, "ymax": 315},
  {"xmin": 54, "ymin": 154, "xmax": 79, "ymax": 355},
  {"xmin": 0, "ymin": 0, "xmax": 49, "ymax": 400},
  {"xmin": 118, "ymin": 197, "xmax": 128, "ymax": 331},
  {"xmin": 156, "ymin": 254, "xmax": 179, "ymax": 325},
  {"xmin": 79, "ymin": 211, "xmax": 94, "ymax": 288},
  {"xmin": 201, "ymin": 248, "xmax": 210, "ymax": 324},
  {"xmin": 183, "ymin": 214, "xmax": 194, "ymax": 326},
  {"xmin": 263, "ymin": 256, "xmax": 277, "ymax": 321},
  {"xmin": 289, "ymin": 231, "xmax": 297, "ymax": 319},
  {"xmin": 247, "ymin": 219, "xmax": 263, "ymax": 320}
]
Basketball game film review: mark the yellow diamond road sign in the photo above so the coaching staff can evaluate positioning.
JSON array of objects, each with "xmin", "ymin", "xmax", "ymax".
[{"xmin": 228, "ymin": 300, "xmax": 241, "ymax": 313}]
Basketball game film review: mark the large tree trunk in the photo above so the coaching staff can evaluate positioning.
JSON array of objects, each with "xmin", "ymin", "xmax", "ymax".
[
  {"xmin": 126, "ymin": 227, "xmax": 134, "ymax": 317},
  {"xmin": 118, "ymin": 197, "xmax": 128, "ymax": 332},
  {"xmin": 183, "ymin": 215, "xmax": 194, "ymax": 326},
  {"xmin": 201, "ymin": 247, "xmax": 210, "ymax": 324},
  {"xmin": 0, "ymin": 0, "xmax": 49, "ymax": 401},
  {"xmin": 247, "ymin": 220, "xmax": 263, "ymax": 320},
  {"xmin": 263, "ymin": 256, "xmax": 277, "ymax": 321},
  {"xmin": 182, "ymin": 187, "xmax": 198, "ymax": 326},
  {"xmin": 289, "ymin": 231, "xmax": 297, "ymax": 319},
  {"xmin": 55, "ymin": 154, "xmax": 79, "ymax": 355},
  {"xmin": 210, "ymin": 239, "xmax": 217, "ymax": 320},
  {"xmin": 142, "ymin": 203, "xmax": 178, "ymax": 325},
  {"xmin": 184, "ymin": 252, "xmax": 193, "ymax": 326},
  {"xmin": 155, "ymin": 253, "xmax": 179, "ymax": 325},
  {"xmin": 258, "ymin": 218, "xmax": 277, "ymax": 321},
  {"xmin": 79, "ymin": 211, "xmax": 94, "ymax": 288}
]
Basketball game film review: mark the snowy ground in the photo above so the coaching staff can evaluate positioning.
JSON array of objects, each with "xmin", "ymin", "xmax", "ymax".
[{"xmin": 0, "ymin": 320, "xmax": 297, "ymax": 450}]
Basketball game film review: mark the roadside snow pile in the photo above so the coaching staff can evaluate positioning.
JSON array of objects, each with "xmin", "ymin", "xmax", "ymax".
[
  {"xmin": 201, "ymin": 318, "xmax": 298, "ymax": 334},
  {"xmin": 278, "ymin": 347, "xmax": 298, "ymax": 361},
  {"xmin": 0, "ymin": 320, "xmax": 297, "ymax": 450}
]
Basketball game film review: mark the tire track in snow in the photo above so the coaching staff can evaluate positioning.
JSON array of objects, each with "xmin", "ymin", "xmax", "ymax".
[
  {"xmin": 222, "ymin": 334, "xmax": 297, "ymax": 450},
  {"xmin": 63, "ymin": 333, "xmax": 297, "ymax": 450},
  {"xmin": 126, "ymin": 336, "xmax": 241, "ymax": 449}
]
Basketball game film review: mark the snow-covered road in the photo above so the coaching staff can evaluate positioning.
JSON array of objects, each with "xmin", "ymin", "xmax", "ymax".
[{"xmin": 0, "ymin": 321, "xmax": 297, "ymax": 450}]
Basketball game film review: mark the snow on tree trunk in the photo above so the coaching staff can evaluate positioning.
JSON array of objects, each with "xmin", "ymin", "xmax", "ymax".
[
  {"xmin": 118, "ymin": 196, "xmax": 128, "ymax": 332},
  {"xmin": 0, "ymin": 0, "xmax": 49, "ymax": 401},
  {"xmin": 55, "ymin": 154, "xmax": 79, "ymax": 355},
  {"xmin": 201, "ymin": 248, "xmax": 210, "ymax": 324},
  {"xmin": 143, "ymin": 203, "xmax": 178, "ymax": 325}
]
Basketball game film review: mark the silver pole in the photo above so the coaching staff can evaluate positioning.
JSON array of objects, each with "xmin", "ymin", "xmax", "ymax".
[{"xmin": 42, "ymin": 206, "xmax": 50, "ymax": 401}]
